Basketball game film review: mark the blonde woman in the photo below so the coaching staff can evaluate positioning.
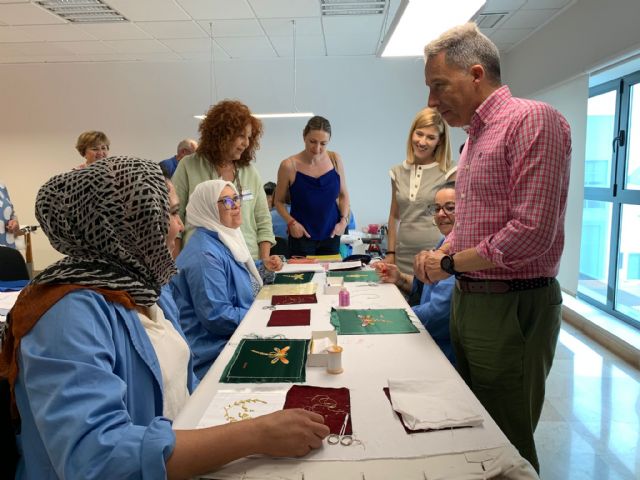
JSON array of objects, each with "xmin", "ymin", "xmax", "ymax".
[{"xmin": 384, "ymin": 107, "xmax": 455, "ymax": 274}]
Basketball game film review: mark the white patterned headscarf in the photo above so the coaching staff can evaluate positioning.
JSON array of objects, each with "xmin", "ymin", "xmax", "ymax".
[
  {"xmin": 33, "ymin": 157, "xmax": 176, "ymax": 306},
  {"xmin": 186, "ymin": 180, "xmax": 262, "ymax": 286}
]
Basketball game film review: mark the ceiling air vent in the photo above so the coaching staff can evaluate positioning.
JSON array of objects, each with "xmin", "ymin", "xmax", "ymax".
[
  {"xmin": 321, "ymin": 0, "xmax": 387, "ymax": 16},
  {"xmin": 36, "ymin": 0, "xmax": 128, "ymax": 23},
  {"xmin": 474, "ymin": 12, "xmax": 507, "ymax": 29}
]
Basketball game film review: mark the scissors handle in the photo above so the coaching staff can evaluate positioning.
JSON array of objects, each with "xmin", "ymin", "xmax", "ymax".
[{"xmin": 327, "ymin": 434, "xmax": 340, "ymax": 445}]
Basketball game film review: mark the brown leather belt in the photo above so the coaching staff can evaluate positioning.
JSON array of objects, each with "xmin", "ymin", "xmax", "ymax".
[{"xmin": 455, "ymin": 277, "xmax": 553, "ymax": 294}]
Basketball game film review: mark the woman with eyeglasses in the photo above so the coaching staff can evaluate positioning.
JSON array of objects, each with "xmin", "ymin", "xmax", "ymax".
[
  {"xmin": 384, "ymin": 108, "xmax": 455, "ymax": 274},
  {"xmin": 171, "ymin": 180, "xmax": 282, "ymax": 379},
  {"xmin": 172, "ymin": 100, "xmax": 278, "ymax": 270},
  {"xmin": 375, "ymin": 181, "xmax": 457, "ymax": 365},
  {"xmin": 74, "ymin": 130, "xmax": 110, "ymax": 169}
]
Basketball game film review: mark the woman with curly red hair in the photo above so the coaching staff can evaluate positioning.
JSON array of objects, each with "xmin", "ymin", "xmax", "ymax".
[{"xmin": 173, "ymin": 100, "xmax": 278, "ymax": 269}]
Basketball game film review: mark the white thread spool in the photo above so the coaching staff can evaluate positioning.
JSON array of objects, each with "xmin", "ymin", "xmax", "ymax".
[{"xmin": 326, "ymin": 345, "xmax": 343, "ymax": 374}]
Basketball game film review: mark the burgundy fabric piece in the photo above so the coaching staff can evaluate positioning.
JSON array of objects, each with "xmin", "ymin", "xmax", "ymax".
[
  {"xmin": 267, "ymin": 309, "xmax": 311, "ymax": 327},
  {"xmin": 382, "ymin": 388, "xmax": 470, "ymax": 434},
  {"xmin": 271, "ymin": 293, "xmax": 318, "ymax": 306},
  {"xmin": 284, "ymin": 385, "xmax": 352, "ymax": 435}
]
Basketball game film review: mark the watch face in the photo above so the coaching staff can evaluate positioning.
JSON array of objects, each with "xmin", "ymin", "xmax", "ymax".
[{"xmin": 441, "ymin": 255, "xmax": 454, "ymax": 274}]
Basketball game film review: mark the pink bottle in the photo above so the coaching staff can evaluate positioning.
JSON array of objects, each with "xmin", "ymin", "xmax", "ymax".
[{"xmin": 338, "ymin": 288, "xmax": 350, "ymax": 307}]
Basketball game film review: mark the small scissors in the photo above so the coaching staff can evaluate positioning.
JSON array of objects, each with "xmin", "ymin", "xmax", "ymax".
[
  {"xmin": 327, "ymin": 413, "xmax": 353, "ymax": 446},
  {"xmin": 262, "ymin": 305, "xmax": 276, "ymax": 310}
]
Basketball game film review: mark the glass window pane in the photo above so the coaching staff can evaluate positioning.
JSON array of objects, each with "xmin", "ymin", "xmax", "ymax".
[
  {"xmin": 615, "ymin": 204, "xmax": 640, "ymax": 324},
  {"xmin": 625, "ymin": 83, "xmax": 640, "ymax": 190},
  {"xmin": 585, "ymin": 90, "xmax": 616, "ymax": 188},
  {"xmin": 578, "ymin": 200, "xmax": 612, "ymax": 304}
]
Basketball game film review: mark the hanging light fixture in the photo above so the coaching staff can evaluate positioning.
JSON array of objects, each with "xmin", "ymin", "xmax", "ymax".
[
  {"xmin": 194, "ymin": 22, "xmax": 217, "ymax": 120},
  {"xmin": 253, "ymin": 19, "xmax": 314, "ymax": 119}
]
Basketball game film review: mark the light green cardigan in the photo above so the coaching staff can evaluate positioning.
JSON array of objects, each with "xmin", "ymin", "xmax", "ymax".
[{"xmin": 172, "ymin": 153, "xmax": 275, "ymax": 260}]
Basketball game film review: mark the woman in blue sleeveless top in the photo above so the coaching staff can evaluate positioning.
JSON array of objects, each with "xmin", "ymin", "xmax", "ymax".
[{"xmin": 274, "ymin": 116, "xmax": 350, "ymax": 257}]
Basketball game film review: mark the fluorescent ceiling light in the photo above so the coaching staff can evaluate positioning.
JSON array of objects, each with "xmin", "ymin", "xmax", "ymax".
[
  {"xmin": 252, "ymin": 112, "xmax": 314, "ymax": 119},
  {"xmin": 380, "ymin": 0, "xmax": 486, "ymax": 57}
]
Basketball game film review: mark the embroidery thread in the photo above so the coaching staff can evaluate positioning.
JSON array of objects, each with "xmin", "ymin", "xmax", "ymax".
[
  {"xmin": 223, "ymin": 398, "xmax": 267, "ymax": 422},
  {"xmin": 251, "ymin": 345, "xmax": 290, "ymax": 364}
]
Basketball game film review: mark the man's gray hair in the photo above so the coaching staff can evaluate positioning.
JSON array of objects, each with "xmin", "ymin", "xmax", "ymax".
[{"xmin": 424, "ymin": 22, "xmax": 501, "ymax": 84}]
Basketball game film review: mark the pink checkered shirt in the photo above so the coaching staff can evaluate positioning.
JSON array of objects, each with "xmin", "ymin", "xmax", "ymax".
[{"xmin": 449, "ymin": 86, "xmax": 572, "ymax": 280}]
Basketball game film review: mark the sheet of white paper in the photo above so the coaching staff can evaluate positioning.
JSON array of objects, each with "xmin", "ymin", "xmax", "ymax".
[
  {"xmin": 280, "ymin": 263, "xmax": 325, "ymax": 273},
  {"xmin": 197, "ymin": 390, "xmax": 288, "ymax": 429},
  {"xmin": 327, "ymin": 261, "xmax": 361, "ymax": 271}
]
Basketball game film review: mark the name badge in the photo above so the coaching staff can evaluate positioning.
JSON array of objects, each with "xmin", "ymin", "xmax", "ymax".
[{"xmin": 241, "ymin": 189, "xmax": 254, "ymax": 201}]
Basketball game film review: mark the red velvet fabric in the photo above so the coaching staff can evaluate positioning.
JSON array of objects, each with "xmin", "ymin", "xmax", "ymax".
[
  {"xmin": 271, "ymin": 293, "xmax": 317, "ymax": 306},
  {"xmin": 267, "ymin": 309, "xmax": 311, "ymax": 327},
  {"xmin": 284, "ymin": 385, "xmax": 352, "ymax": 435}
]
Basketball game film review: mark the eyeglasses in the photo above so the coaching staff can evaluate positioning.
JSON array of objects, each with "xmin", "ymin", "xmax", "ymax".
[
  {"xmin": 427, "ymin": 202, "xmax": 455, "ymax": 216},
  {"xmin": 217, "ymin": 195, "xmax": 242, "ymax": 210}
]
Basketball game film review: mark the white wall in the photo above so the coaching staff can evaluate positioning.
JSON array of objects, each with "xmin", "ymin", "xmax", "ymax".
[
  {"xmin": 1, "ymin": 55, "xmax": 433, "ymax": 269},
  {"xmin": 501, "ymin": 0, "xmax": 640, "ymax": 294}
]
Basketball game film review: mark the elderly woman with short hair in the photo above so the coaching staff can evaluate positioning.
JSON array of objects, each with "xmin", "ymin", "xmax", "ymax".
[{"xmin": 75, "ymin": 130, "xmax": 110, "ymax": 169}]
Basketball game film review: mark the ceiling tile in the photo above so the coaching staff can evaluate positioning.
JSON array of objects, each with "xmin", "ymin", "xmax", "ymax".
[
  {"xmin": 106, "ymin": 0, "xmax": 190, "ymax": 21},
  {"xmin": 0, "ymin": 25, "xmax": 38, "ymax": 42},
  {"xmin": 103, "ymin": 39, "xmax": 172, "ymax": 54},
  {"xmin": 270, "ymin": 34, "xmax": 325, "ymax": 57},
  {"xmin": 137, "ymin": 21, "xmax": 206, "ymax": 39},
  {"xmin": 0, "ymin": 3, "xmax": 65, "ymax": 25},
  {"xmin": 248, "ymin": 0, "xmax": 320, "ymax": 18},
  {"xmin": 77, "ymin": 23, "xmax": 151, "ymax": 40},
  {"xmin": 127, "ymin": 51, "xmax": 183, "ymax": 61},
  {"xmin": 490, "ymin": 27, "xmax": 534, "ymax": 43},
  {"xmin": 177, "ymin": 0, "xmax": 254, "ymax": 20},
  {"xmin": 260, "ymin": 17, "xmax": 322, "ymax": 36},
  {"xmin": 322, "ymin": 15, "xmax": 382, "ymax": 55},
  {"xmin": 0, "ymin": 0, "xmax": 30, "ymax": 3},
  {"xmin": 521, "ymin": 0, "xmax": 572, "ymax": 9},
  {"xmin": 482, "ymin": 0, "xmax": 526, "ymax": 12},
  {"xmin": 503, "ymin": 9, "xmax": 557, "ymax": 29},
  {"xmin": 197, "ymin": 19, "xmax": 263, "ymax": 37},
  {"xmin": 161, "ymin": 37, "xmax": 229, "ymax": 57},
  {"xmin": 54, "ymin": 41, "xmax": 115, "ymax": 55},
  {"xmin": 14, "ymin": 24, "xmax": 97, "ymax": 42},
  {"xmin": 12, "ymin": 41, "xmax": 74, "ymax": 56},
  {"xmin": 215, "ymin": 36, "xmax": 276, "ymax": 58}
]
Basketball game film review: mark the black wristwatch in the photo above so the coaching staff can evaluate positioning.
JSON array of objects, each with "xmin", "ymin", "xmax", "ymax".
[{"xmin": 440, "ymin": 254, "xmax": 459, "ymax": 276}]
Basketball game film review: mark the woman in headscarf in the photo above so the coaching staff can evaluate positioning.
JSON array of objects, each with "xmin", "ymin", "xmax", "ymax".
[
  {"xmin": 0, "ymin": 158, "xmax": 327, "ymax": 479},
  {"xmin": 171, "ymin": 179, "xmax": 281, "ymax": 380}
]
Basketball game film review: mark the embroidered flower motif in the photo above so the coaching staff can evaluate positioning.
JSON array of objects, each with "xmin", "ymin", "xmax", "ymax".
[{"xmin": 251, "ymin": 345, "xmax": 290, "ymax": 364}]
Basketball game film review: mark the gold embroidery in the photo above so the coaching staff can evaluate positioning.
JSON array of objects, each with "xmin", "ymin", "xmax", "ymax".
[
  {"xmin": 356, "ymin": 313, "xmax": 392, "ymax": 327},
  {"xmin": 250, "ymin": 346, "xmax": 290, "ymax": 364},
  {"xmin": 223, "ymin": 398, "xmax": 268, "ymax": 422}
]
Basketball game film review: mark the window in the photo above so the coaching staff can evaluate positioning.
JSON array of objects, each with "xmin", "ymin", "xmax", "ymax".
[{"xmin": 579, "ymin": 72, "xmax": 640, "ymax": 328}]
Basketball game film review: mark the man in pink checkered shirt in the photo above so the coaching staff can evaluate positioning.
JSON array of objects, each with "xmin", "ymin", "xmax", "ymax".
[{"xmin": 415, "ymin": 23, "xmax": 571, "ymax": 473}]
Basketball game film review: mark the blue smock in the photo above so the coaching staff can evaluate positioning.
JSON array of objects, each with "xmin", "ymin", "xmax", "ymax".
[
  {"xmin": 15, "ymin": 285, "xmax": 196, "ymax": 480},
  {"xmin": 171, "ymin": 228, "xmax": 255, "ymax": 380}
]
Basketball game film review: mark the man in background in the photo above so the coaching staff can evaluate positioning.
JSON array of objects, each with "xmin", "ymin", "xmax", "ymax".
[{"xmin": 160, "ymin": 138, "xmax": 197, "ymax": 178}]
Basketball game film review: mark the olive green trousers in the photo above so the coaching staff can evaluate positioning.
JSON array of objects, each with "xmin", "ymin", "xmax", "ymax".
[{"xmin": 450, "ymin": 279, "xmax": 562, "ymax": 473}]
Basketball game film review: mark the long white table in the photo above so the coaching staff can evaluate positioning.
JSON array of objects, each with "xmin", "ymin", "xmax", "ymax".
[{"xmin": 173, "ymin": 272, "xmax": 538, "ymax": 479}]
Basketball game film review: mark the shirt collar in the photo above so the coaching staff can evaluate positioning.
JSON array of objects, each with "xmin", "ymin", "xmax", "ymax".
[{"xmin": 469, "ymin": 85, "xmax": 511, "ymax": 134}]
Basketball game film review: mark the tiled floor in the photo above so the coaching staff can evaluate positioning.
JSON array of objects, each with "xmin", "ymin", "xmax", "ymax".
[{"xmin": 536, "ymin": 322, "xmax": 640, "ymax": 479}]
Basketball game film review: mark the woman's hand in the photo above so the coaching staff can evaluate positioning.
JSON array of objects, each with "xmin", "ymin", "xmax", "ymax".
[
  {"xmin": 6, "ymin": 219, "xmax": 20, "ymax": 235},
  {"xmin": 373, "ymin": 261, "xmax": 400, "ymax": 285},
  {"xmin": 263, "ymin": 255, "xmax": 283, "ymax": 272},
  {"xmin": 289, "ymin": 221, "xmax": 310, "ymax": 239},
  {"xmin": 381, "ymin": 252, "xmax": 395, "ymax": 264},
  {"xmin": 331, "ymin": 218, "xmax": 347, "ymax": 238},
  {"xmin": 253, "ymin": 409, "xmax": 329, "ymax": 457}
]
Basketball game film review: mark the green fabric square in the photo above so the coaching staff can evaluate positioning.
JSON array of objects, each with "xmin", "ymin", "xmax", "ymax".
[
  {"xmin": 330, "ymin": 308, "xmax": 419, "ymax": 335},
  {"xmin": 327, "ymin": 270, "xmax": 379, "ymax": 282},
  {"xmin": 273, "ymin": 272, "xmax": 315, "ymax": 284},
  {"xmin": 220, "ymin": 339, "xmax": 309, "ymax": 383}
]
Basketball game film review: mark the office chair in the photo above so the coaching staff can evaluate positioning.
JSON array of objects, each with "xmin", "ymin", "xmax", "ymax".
[{"xmin": 0, "ymin": 246, "xmax": 30, "ymax": 281}]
